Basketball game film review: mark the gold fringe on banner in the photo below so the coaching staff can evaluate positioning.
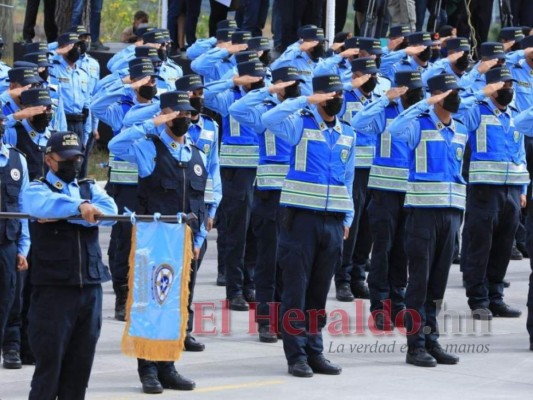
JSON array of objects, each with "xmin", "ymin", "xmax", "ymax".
[{"xmin": 121, "ymin": 223, "xmax": 193, "ymax": 361}]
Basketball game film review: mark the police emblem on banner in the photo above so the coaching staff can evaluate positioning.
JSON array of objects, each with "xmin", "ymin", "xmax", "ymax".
[
  {"xmin": 10, "ymin": 168, "xmax": 20, "ymax": 181},
  {"xmin": 456, "ymin": 146, "xmax": 463, "ymax": 161},
  {"xmin": 152, "ymin": 263, "xmax": 175, "ymax": 305},
  {"xmin": 193, "ymin": 164, "xmax": 203, "ymax": 176},
  {"xmin": 513, "ymin": 130, "xmax": 520, "ymax": 143},
  {"xmin": 340, "ymin": 149, "xmax": 349, "ymax": 163}
]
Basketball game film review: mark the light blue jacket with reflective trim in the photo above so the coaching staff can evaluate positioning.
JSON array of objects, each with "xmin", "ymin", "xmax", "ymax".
[{"xmin": 261, "ymin": 96, "xmax": 355, "ymax": 227}]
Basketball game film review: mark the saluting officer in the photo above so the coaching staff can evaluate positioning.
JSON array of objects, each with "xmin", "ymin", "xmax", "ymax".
[
  {"xmin": 108, "ymin": 91, "xmax": 199, "ymax": 395},
  {"xmin": 23, "ymin": 131, "xmax": 117, "ymax": 399},
  {"xmin": 262, "ymin": 74, "xmax": 355, "ymax": 378},
  {"xmin": 388, "ymin": 73, "xmax": 467, "ymax": 368},
  {"xmin": 351, "ymin": 71, "xmax": 426, "ymax": 330}
]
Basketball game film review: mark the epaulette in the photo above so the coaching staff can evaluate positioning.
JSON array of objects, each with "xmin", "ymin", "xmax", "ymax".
[
  {"xmin": 300, "ymin": 108, "xmax": 313, "ymax": 116},
  {"xmin": 78, "ymin": 178, "xmax": 95, "ymax": 184},
  {"xmin": 52, "ymin": 59, "xmax": 61, "ymax": 65},
  {"xmin": 509, "ymin": 104, "xmax": 519, "ymax": 113}
]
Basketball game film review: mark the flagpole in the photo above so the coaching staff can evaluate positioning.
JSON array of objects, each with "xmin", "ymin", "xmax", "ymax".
[{"xmin": 0, "ymin": 212, "xmax": 198, "ymax": 223}]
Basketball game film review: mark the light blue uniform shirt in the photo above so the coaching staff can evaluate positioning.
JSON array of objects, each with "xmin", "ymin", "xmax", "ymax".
[
  {"xmin": 260, "ymin": 95, "xmax": 355, "ymax": 227},
  {"xmin": 186, "ymin": 37, "xmax": 217, "ymax": 60},
  {"xmin": 107, "ymin": 45, "xmax": 136, "ymax": 73},
  {"xmin": 190, "ymin": 47, "xmax": 235, "ymax": 83},
  {"xmin": 23, "ymin": 171, "xmax": 117, "ymax": 228},
  {"xmin": 108, "ymin": 123, "xmax": 208, "ymax": 248},
  {"xmin": 515, "ymin": 105, "xmax": 533, "ymax": 135}
]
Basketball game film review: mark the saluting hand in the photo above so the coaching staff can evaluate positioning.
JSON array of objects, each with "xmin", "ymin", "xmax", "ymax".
[
  {"xmin": 482, "ymin": 81, "xmax": 505, "ymax": 97},
  {"xmin": 476, "ymin": 59, "xmax": 499, "ymax": 74},
  {"xmin": 447, "ymin": 51, "xmax": 465, "ymax": 63},
  {"xmin": 386, "ymin": 86, "xmax": 408, "ymax": 101},
  {"xmin": 351, "ymin": 73, "xmax": 371, "ymax": 89},
  {"xmin": 268, "ymin": 80, "xmax": 296, "ymax": 95},
  {"xmin": 387, "ymin": 37, "xmax": 404, "ymax": 51},
  {"xmin": 227, "ymin": 43, "xmax": 248, "ymax": 54},
  {"xmin": 55, "ymin": 43, "xmax": 74, "ymax": 55},
  {"xmin": 405, "ymin": 45, "xmax": 427, "ymax": 56},
  {"xmin": 153, "ymin": 111, "xmax": 180, "ymax": 126},
  {"xmin": 79, "ymin": 202, "xmax": 104, "ymax": 224},
  {"xmin": 13, "ymin": 105, "xmax": 47, "ymax": 121},
  {"xmin": 339, "ymin": 47, "xmax": 359, "ymax": 59},
  {"xmin": 233, "ymin": 74, "xmax": 262, "ymax": 87},
  {"xmin": 307, "ymin": 92, "xmax": 336, "ymax": 104},
  {"xmin": 427, "ymin": 89, "xmax": 453, "ymax": 105},
  {"xmin": 130, "ymin": 76, "xmax": 151, "ymax": 90}
]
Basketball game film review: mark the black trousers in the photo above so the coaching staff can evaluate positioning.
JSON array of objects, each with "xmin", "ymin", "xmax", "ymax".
[
  {"xmin": 167, "ymin": 0, "xmax": 202, "ymax": 46},
  {"xmin": 28, "ymin": 285, "xmax": 102, "ymax": 400},
  {"xmin": 209, "ymin": 0, "xmax": 230, "ymax": 37},
  {"xmin": 322, "ymin": 0, "xmax": 349, "ymax": 33},
  {"xmin": 510, "ymin": 0, "xmax": 533, "ymax": 26},
  {"xmin": 278, "ymin": 208, "xmax": 344, "ymax": 365},
  {"xmin": 404, "ymin": 207, "xmax": 461, "ymax": 349},
  {"xmin": 524, "ymin": 206, "xmax": 533, "ymax": 343},
  {"xmin": 0, "ymin": 242, "xmax": 17, "ymax": 357},
  {"xmin": 235, "ymin": 0, "xmax": 270, "ymax": 36},
  {"xmin": 23, "ymin": 0, "xmax": 58, "ymax": 42},
  {"xmin": 367, "ymin": 189, "xmax": 407, "ymax": 314},
  {"xmin": 462, "ymin": 185, "xmax": 521, "ymax": 310},
  {"xmin": 278, "ymin": 0, "xmax": 325, "ymax": 51}
]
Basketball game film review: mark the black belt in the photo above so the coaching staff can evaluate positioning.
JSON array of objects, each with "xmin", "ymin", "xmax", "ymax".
[
  {"xmin": 65, "ymin": 113, "xmax": 86, "ymax": 122},
  {"xmin": 288, "ymin": 207, "xmax": 345, "ymax": 220}
]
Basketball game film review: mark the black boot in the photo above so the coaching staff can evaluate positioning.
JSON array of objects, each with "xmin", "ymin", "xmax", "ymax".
[{"xmin": 114, "ymin": 284, "xmax": 129, "ymax": 322}]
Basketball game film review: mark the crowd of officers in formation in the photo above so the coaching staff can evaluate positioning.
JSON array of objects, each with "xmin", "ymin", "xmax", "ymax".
[{"xmin": 0, "ymin": 16, "xmax": 532, "ymax": 399}]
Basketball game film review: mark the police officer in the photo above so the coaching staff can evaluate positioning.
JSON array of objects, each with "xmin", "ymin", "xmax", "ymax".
[
  {"xmin": 204, "ymin": 61, "xmax": 266, "ymax": 311},
  {"xmin": 191, "ymin": 30, "xmax": 251, "ymax": 83},
  {"xmin": 335, "ymin": 57, "xmax": 381, "ymax": 302},
  {"xmin": 23, "ymin": 131, "xmax": 117, "ymax": 399},
  {"xmin": 186, "ymin": 19, "xmax": 238, "ymax": 60},
  {"xmin": 422, "ymin": 37, "xmax": 473, "ymax": 87},
  {"xmin": 90, "ymin": 59, "xmax": 159, "ymax": 321},
  {"xmin": 351, "ymin": 71, "xmax": 426, "ymax": 330},
  {"xmin": 108, "ymin": 91, "xmax": 198, "ymax": 394},
  {"xmin": 175, "ymin": 73, "xmax": 222, "ymax": 351},
  {"xmin": 49, "ymin": 33, "xmax": 92, "ymax": 176},
  {"xmin": 0, "ymin": 66, "xmax": 41, "ymax": 117},
  {"xmin": 0, "ymin": 111, "xmax": 30, "ymax": 370},
  {"xmin": 461, "ymin": 42, "xmax": 507, "ymax": 92},
  {"xmin": 106, "ymin": 25, "xmax": 154, "ymax": 73},
  {"xmin": 261, "ymin": 73, "xmax": 354, "ymax": 377},
  {"xmin": 388, "ymin": 73, "xmax": 466, "ymax": 367},
  {"xmin": 457, "ymin": 67, "xmax": 527, "ymax": 319},
  {"xmin": 314, "ymin": 37, "xmax": 359, "ymax": 86},
  {"xmin": 230, "ymin": 66, "xmax": 304, "ymax": 342}
]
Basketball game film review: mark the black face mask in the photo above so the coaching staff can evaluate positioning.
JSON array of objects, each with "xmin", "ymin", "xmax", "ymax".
[
  {"xmin": 510, "ymin": 42, "xmax": 521, "ymax": 52},
  {"xmin": 259, "ymin": 51, "xmax": 271, "ymax": 67},
  {"xmin": 39, "ymin": 69, "xmax": 49, "ymax": 82},
  {"xmin": 66, "ymin": 46, "xmax": 80, "ymax": 63},
  {"xmin": 309, "ymin": 43, "xmax": 325, "ymax": 61},
  {"xmin": 31, "ymin": 111, "xmax": 53, "ymax": 132},
  {"xmin": 455, "ymin": 53, "xmax": 470, "ymax": 72},
  {"xmin": 374, "ymin": 56, "xmax": 382, "ymax": 69},
  {"xmin": 283, "ymin": 83, "xmax": 301, "ymax": 99},
  {"xmin": 189, "ymin": 97, "xmax": 204, "ymax": 115},
  {"xmin": 250, "ymin": 80, "xmax": 265, "ymax": 90},
  {"xmin": 138, "ymin": 84, "xmax": 157, "ymax": 100},
  {"xmin": 56, "ymin": 159, "xmax": 82, "ymax": 183},
  {"xmin": 495, "ymin": 88, "xmax": 514, "ymax": 106},
  {"xmin": 158, "ymin": 47, "xmax": 168, "ymax": 62},
  {"xmin": 361, "ymin": 76, "xmax": 377, "ymax": 94},
  {"xmin": 322, "ymin": 97, "xmax": 343, "ymax": 117},
  {"xmin": 417, "ymin": 47, "xmax": 431, "ymax": 62},
  {"xmin": 79, "ymin": 41, "xmax": 88, "ymax": 55},
  {"xmin": 442, "ymin": 91, "xmax": 461, "ymax": 113},
  {"xmin": 169, "ymin": 117, "xmax": 191, "ymax": 137},
  {"xmin": 395, "ymin": 40, "xmax": 408, "ymax": 51},
  {"xmin": 403, "ymin": 87, "xmax": 424, "ymax": 107},
  {"xmin": 430, "ymin": 48, "xmax": 441, "ymax": 63},
  {"xmin": 0, "ymin": 124, "xmax": 5, "ymax": 138}
]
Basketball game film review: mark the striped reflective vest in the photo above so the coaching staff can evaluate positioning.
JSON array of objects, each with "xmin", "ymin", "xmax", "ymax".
[
  {"xmin": 256, "ymin": 101, "xmax": 291, "ymax": 190},
  {"xmin": 468, "ymin": 102, "xmax": 529, "ymax": 185},
  {"xmin": 220, "ymin": 89, "xmax": 259, "ymax": 168},
  {"xmin": 343, "ymin": 90, "xmax": 376, "ymax": 168},
  {"xmin": 109, "ymin": 97, "xmax": 138, "ymax": 185},
  {"xmin": 280, "ymin": 112, "xmax": 355, "ymax": 213},
  {"xmin": 188, "ymin": 115, "xmax": 217, "ymax": 204},
  {"xmin": 405, "ymin": 114, "xmax": 468, "ymax": 210},
  {"xmin": 368, "ymin": 104, "xmax": 410, "ymax": 192}
]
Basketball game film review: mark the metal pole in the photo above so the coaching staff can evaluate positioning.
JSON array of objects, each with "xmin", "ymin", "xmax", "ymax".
[
  {"xmin": 326, "ymin": 0, "xmax": 336, "ymax": 48},
  {"xmin": 161, "ymin": 0, "xmax": 168, "ymax": 29},
  {"xmin": 0, "ymin": 212, "xmax": 197, "ymax": 224}
]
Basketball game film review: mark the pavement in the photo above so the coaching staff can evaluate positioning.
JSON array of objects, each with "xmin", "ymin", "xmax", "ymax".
[{"xmin": 1, "ymin": 227, "xmax": 533, "ymax": 400}]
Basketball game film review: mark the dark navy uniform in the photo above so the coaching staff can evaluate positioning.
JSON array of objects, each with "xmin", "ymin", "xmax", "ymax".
[{"xmin": 23, "ymin": 131, "xmax": 117, "ymax": 400}]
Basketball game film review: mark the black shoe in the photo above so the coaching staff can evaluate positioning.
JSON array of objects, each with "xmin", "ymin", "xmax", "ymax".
[
  {"xmin": 228, "ymin": 295, "xmax": 249, "ymax": 311},
  {"xmin": 2, "ymin": 350, "xmax": 22, "ymax": 369},
  {"xmin": 216, "ymin": 273, "xmax": 226, "ymax": 286},
  {"xmin": 373, "ymin": 313, "xmax": 394, "ymax": 331},
  {"xmin": 307, "ymin": 354, "xmax": 342, "ymax": 375},
  {"xmin": 472, "ymin": 308, "xmax": 493, "ymax": 320},
  {"xmin": 140, "ymin": 375, "xmax": 164, "ymax": 394},
  {"xmin": 90, "ymin": 40, "xmax": 110, "ymax": 51},
  {"xmin": 503, "ymin": 279, "xmax": 511, "ymax": 288},
  {"xmin": 351, "ymin": 282, "xmax": 370, "ymax": 299},
  {"xmin": 288, "ymin": 360, "xmax": 313, "ymax": 377},
  {"xmin": 184, "ymin": 334, "xmax": 205, "ymax": 352},
  {"xmin": 258, "ymin": 325, "xmax": 278, "ymax": 343},
  {"xmin": 243, "ymin": 288, "xmax": 256, "ymax": 303},
  {"xmin": 517, "ymin": 242, "xmax": 529, "ymax": 258},
  {"xmin": 406, "ymin": 348, "xmax": 437, "ymax": 367},
  {"xmin": 336, "ymin": 283, "xmax": 354, "ymax": 302},
  {"xmin": 511, "ymin": 245, "xmax": 523, "ymax": 260},
  {"xmin": 114, "ymin": 284, "xmax": 128, "ymax": 322},
  {"xmin": 427, "ymin": 343, "xmax": 459, "ymax": 365},
  {"xmin": 489, "ymin": 302, "xmax": 522, "ymax": 318},
  {"xmin": 158, "ymin": 371, "xmax": 196, "ymax": 390}
]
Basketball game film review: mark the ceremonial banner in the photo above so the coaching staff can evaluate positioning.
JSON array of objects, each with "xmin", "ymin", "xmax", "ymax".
[{"xmin": 121, "ymin": 221, "xmax": 192, "ymax": 361}]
